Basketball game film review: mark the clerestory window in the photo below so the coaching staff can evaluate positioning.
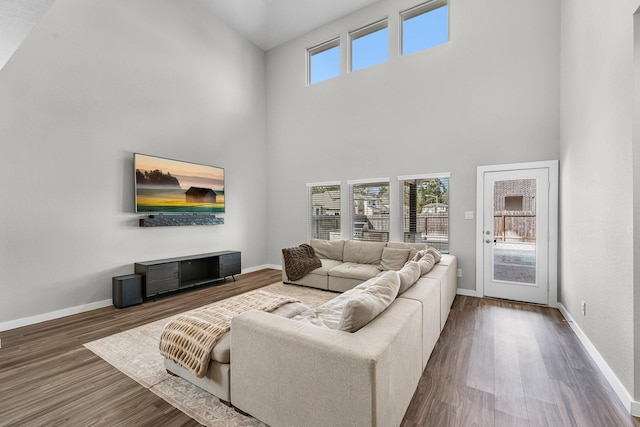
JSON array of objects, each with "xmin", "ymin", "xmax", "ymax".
[
  {"xmin": 350, "ymin": 19, "xmax": 389, "ymax": 73},
  {"xmin": 401, "ymin": 0, "xmax": 449, "ymax": 56},
  {"xmin": 307, "ymin": 38, "xmax": 340, "ymax": 85}
]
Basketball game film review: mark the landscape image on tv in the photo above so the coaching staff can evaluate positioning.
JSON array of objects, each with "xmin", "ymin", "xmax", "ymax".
[{"xmin": 135, "ymin": 153, "xmax": 225, "ymax": 213}]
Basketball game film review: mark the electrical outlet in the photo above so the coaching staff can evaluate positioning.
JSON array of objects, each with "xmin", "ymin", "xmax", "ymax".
[
  {"xmin": 581, "ymin": 300, "xmax": 586, "ymax": 316},
  {"xmin": 456, "ymin": 268, "xmax": 462, "ymax": 278}
]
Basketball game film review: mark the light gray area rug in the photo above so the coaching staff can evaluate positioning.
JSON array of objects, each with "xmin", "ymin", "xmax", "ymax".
[{"xmin": 84, "ymin": 282, "xmax": 337, "ymax": 427}]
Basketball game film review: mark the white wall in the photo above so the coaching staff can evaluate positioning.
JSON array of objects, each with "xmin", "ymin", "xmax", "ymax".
[
  {"xmin": 560, "ymin": 0, "xmax": 637, "ymax": 398},
  {"xmin": 0, "ymin": 0, "xmax": 267, "ymax": 326},
  {"xmin": 265, "ymin": 0, "xmax": 560, "ymax": 291}
]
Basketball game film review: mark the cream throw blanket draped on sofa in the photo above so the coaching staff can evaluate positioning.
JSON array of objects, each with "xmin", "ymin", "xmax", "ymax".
[{"xmin": 159, "ymin": 290, "xmax": 299, "ymax": 377}]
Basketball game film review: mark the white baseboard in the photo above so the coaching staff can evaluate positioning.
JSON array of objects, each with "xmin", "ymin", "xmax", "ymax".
[
  {"xmin": 0, "ymin": 299, "xmax": 113, "ymax": 333},
  {"xmin": 558, "ymin": 303, "xmax": 639, "ymax": 416},
  {"xmin": 0, "ymin": 265, "xmax": 283, "ymax": 333},
  {"xmin": 456, "ymin": 288, "xmax": 481, "ymax": 297},
  {"xmin": 242, "ymin": 264, "xmax": 281, "ymax": 273}
]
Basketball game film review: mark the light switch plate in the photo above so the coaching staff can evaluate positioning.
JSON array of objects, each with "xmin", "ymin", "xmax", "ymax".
[{"xmin": 464, "ymin": 211, "xmax": 474, "ymax": 220}]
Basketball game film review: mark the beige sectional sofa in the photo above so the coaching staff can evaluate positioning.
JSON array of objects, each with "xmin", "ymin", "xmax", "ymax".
[
  {"xmin": 164, "ymin": 301, "xmax": 309, "ymax": 404},
  {"xmin": 283, "ymin": 239, "xmax": 457, "ymax": 330},
  {"xmin": 228, "ymin": 239, "xmax": 458, "ymax": 427}
]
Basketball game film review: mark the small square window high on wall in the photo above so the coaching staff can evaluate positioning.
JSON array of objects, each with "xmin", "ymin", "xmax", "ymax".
[
  {"xmin": 350, "ymin": 19, "xmax": 389, "ymax": 73},
  {"xmin": 307, "ymin": 38, "xmax": 340, "ymax": 85},
  {"xmin": 401, "ymin": 0, "xmax": 449, "ymax": 56}
]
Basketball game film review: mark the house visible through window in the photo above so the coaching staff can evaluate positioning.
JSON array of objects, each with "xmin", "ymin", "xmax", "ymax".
[
  {"xmin": 401, "ymin": 0, "xmax": 449, "ymax": 56},
  {"xmin": 400, "ymin": 174, "xmax": 449, "ymax": 252},
  {"xmin": 308, "ymin": 38, "xmax": 340, "ymax": 85},
  {"xmin": 350, "ymin": 19, "xmax": 389, "ymax": 72},
  {"xmin": 349, "ymin": 179, "xmax": 390, "ymax": 242},
  {"xmin": 308, "ymin": 183, "xmax": 341, "ymax": 240}
]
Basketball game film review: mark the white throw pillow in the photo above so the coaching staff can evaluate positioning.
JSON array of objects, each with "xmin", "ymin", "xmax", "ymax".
[
  {"xmin": 338, "ymin": 271, "xmax": 400, "ymax": 332},
  {"xmin": 380, "ymin": 247, "xmax": 412, "ymax": 271}
]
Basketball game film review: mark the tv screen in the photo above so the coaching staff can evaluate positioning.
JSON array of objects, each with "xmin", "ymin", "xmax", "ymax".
[{"xmin": 134, "ymin": 153, "xmax": 225, "ymax": 214}]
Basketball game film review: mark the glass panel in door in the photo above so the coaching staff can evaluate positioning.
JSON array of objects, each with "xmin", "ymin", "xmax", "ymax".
[
  {"xmin": 483, "ymin": 168, "xmax": 549, "ymax": 305},
  {"xmin": 492, "ymin": 179, "xmax": 537, "ymax": 285}
]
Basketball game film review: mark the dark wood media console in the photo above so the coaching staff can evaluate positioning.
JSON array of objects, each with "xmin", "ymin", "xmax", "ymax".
[{"xmin": 135, "ymin": 251, "xmax": 241, "ymax": 299}]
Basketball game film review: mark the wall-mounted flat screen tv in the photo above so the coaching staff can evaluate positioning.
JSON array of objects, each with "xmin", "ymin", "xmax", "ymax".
[{"xmin": 134, "ymin": 153, "xmax": 225, "ymax": 214}]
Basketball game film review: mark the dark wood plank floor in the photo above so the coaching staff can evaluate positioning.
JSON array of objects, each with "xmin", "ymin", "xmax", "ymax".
[
  {"xmin": 0, "ymin": 269, "xmax": 637, "ymax": 426},
  {"xmin": 402, "ymin": 295, "xmax": 640, "ymax": 427}
]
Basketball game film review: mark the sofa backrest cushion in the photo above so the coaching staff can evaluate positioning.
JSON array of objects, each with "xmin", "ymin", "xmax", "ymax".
[
  {"xmin": 338, "ymin": 271, "xmax": 400, "ymax": 332},
  {"xmin": 386, "ymin": 242, "xmax": 427, "ymax": 252},
  {"xmin": 427, "ymin": 247, "xmax": 442, "ymax": 263},
  {"xmin": 343, "ymin": 240, "xmax": 387, "ymax": 265},
  {"xmin": 417, "ymin": 253, "xmax": 436, "ymax": 276},
  {"xmin": 310, "ymin": 239, "xmax": 345, "ymax": 261},
  {"xmin": 398, "ymin": 261, "xmax": 421, "ymax": 294},
  {"xmin": 380, "ymin": 247, "xmax": 413, "ymax": 271}
]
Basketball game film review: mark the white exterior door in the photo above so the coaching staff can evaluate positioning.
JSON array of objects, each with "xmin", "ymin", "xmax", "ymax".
[{"xmin": 476, "ymin": 162, "xmax": 558, "ymax": 306}]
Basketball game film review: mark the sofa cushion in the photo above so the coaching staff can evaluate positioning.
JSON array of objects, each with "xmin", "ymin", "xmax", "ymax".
[
  {"xmin": 328, "ymin": 262, "xmax": 382, "ymax": 281},
  {"xmin": 310, "ymin": 239, "xmax": 345, "ymax": 261},
  {"xmin": 211, "ymin": 301, "xmax": 310, "ymax": 363},
  {"xmin": 292, "ymin": 271, "xmax": 400, "ymax": 332},
  {"xmin": 312, "ymin": 258, "xmax": 343, "ymax": 275},
  {"xmin": 427, "ymin": 247, "xmax": 442, "ymax": 263},
  {"xmin": 398, "ymin": 261, "xmax": 421, "ymax": 294},
  {"xmin": 380, "ymin": 247, "xmax": 413, "ymax": 271},
  {"xmin": 291, "ymin": 288, "xmax": 357, "ymax": 329},
  {"xmin": 418, "ymin": 253, "xmax": 436, "ymax": 276},
  {"xmin": 386, "ymin": 242, "xmax": 427, "ymax": 251},
  {"xmin": 338, "ymin": 271, "xmax": 400, "ymax": 332},
  {"xmin": 412, "ymin": 249, "xmax": 426, "ymax": 261},
  {"xmin": 343, "ymin": 240, "xmax": 387, "ymax": 265}
]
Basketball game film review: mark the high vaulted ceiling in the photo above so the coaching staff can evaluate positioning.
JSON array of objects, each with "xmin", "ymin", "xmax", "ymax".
[
  {"xmin": 0, "ymin": 0, "xmax": 383, "ymax": 71},
  {"xmin": 197, "ymin": 0, "xmax": 384, "ymax": 50}
]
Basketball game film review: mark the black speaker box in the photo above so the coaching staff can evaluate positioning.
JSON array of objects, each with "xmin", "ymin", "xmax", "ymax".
[{"xmin": 112, "ymin": 274, "xmax": 143, "ymax": 308}]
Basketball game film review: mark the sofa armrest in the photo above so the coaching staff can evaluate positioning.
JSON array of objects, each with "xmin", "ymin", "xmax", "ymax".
[{"xmin": 230, "ymin": 298, "xmax": 423, "ymax": 427}]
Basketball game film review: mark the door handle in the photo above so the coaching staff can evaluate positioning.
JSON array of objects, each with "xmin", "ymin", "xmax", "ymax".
[{"xmin": 485, "ymin": 239, "xmax": 491, "ymax": 243}]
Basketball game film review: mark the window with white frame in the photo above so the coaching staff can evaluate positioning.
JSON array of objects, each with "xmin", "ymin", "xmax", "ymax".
[
  {"xmin": 308, "ymin": 38, "xmax": 341, "ymax": 85},
  {"xmin": 350, "ymin": 19, "xmax": 389, "ymax": 73},
  {"xmin": 308, "ymin": 183, "xmax": 341, "ymax": 241},
  {"xmin": 349, "ymin": 179, "xmax": 390, "ymax": 242},
  {"xmin": 399, "ymin": 173, "xmax": 449, "ymax": 252},
  {"xmin": 401, "ymin": 0, "xmax": 449, "ymax": 56}
]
